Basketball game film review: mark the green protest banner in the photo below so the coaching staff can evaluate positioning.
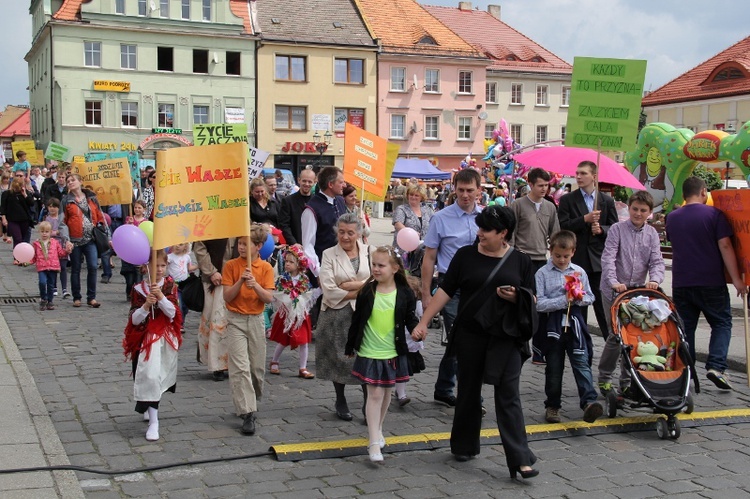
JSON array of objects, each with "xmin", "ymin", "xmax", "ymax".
[
  {"xmin": 44, "ymin": 141, "xmax": 72, "ymax": 162},
  {"xmin": 565, "ymin": 57, "xmax": 647, "ymax": 152},
  {"xmin": 193, "ymin": 123, "xmax": 248, "ymax": 146}
]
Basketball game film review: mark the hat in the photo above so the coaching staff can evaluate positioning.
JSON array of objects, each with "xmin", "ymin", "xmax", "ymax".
[{"xmin": 284, "ymin": 245, "xmax": 308, "ymax": 272}]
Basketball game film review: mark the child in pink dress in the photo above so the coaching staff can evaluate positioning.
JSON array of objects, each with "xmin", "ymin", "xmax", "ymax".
[{"xmin": 31, "ymin": 221, "xmax": 70, "ymax": 310}]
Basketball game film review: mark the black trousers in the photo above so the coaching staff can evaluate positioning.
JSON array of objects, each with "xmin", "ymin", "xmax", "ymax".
[{"xmin": 450, "ymin": 331, "xmax": 535, "ymax": 469}]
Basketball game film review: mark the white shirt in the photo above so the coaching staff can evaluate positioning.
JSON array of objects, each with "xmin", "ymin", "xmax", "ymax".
[{"xmin": 300, "ymin": 191, "xmax": 336, "ymax": 277}]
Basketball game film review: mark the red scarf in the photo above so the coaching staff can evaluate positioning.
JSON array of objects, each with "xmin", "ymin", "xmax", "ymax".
[{"xmin": 122, "ymin": 277, "xmax": 183, "ymax": 361}]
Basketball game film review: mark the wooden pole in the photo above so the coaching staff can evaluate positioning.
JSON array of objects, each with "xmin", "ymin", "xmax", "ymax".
[
  {"xmin": 744, "ymin": 274, "xmax": 750, "ymax": 387},
  {"xmin": 594, "ymin": 138, "xmax": 602, "ymax": 210}
]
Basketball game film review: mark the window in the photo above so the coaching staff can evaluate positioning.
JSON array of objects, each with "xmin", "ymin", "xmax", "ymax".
[
  {"xmin": 425, "ymin": 69, "xmax": 439, "ymax": 93},
  {"xmin": 181, "ymin": 0, "xmax": 190, "ymax": 19},
  {"xmin": 425, "ymin": 116, "xmax": 439, "ymax": 139},
  {"xmin": 458, "ymin": 71, "xmax": 473, "ymax": 94},
  {"xmin": 121, "ymin": 102, "xmax": 138, "ymax": 127},
  {"xmin": 194, "ymin": 105, "xmax": 209, "ymax": 125},
  {"xmin": 138, "ymin": 0, "xmax": 146, "ymax": 16},
  {"xmin": 713, "ymin": 67, "xmax": 744, "ymax": 82},
  {"xmin": 274, "ymin": 105, "xmax": 306, "ymax": 130},
  {"xmin": 561, "ymin": 126, "xmax": 566, "ymax": 140},
  {"xmin": 486, "ymin": 82, "xmax": 497, "ymax": 103},
  {"xmin": 120, "ymin": 44, "xmax": 136, "ymax": 70},
  {"xmin": 193, "ymin": 49, "xmax": 208, "ymax": 73},
  {"xmin": 390, "ymin": 67, "xmax": 406, "ymax": 92},
  {"xmin": 202, "ymin": 0, "xmax": 211, "ymax": 21},
  {"xmin": 458, "ymin": 117, "xmax": 472, "ymax": 140},
  {"xmin": 85, "ymin": 101, "xmax": 102, "ymax": 126},
  {"xmin": 115, "ymin": 0, "xmax": 125, "ymax": 14},
  {"xmin": 334, "ymin": 58, "xmax": 363, "ymax": 84},
  {"xmin": 160, "ymin": 0, "xmax": 169, "ymax": 17},
  {"xmin": 536, "ymin": 125, "xmax": 548, "ymax": 143},
  {"xmin": 510, "ymin": 124, "xmax": 522, "ymax": 144},
  {"xmin": 485, "ymin": 123, "xmax": 496, "ymax": 139},
  {"xmin": 226, "ymin": 51, "xmax": 241, "ymax": 76},
  {"xmin": 390, "ymin": 115, "xmax": 406, "ymax": 138},
  {"xmin": 536, "ymin": 84, "xmax": 549, "ymax": 106},
  {"xmin": 157, "ymin": 47, "xmax": 174, "ymax": 71},
  {"xmin": 511, "ymin": 83, "xmax": 523, "ymax": 105},
  {"xmin": 334, "ymin": 108, "xmax": 365, "ymax": 131},
  {"xmin": 84, "ymin": 41, "xmax": 101, "ymax": 68},
  {"xmin": 158, "ymin": 104, "xmax": 175, "ymax": 127},
  {"xmin": 561, "ymin": 85, "xmax": 571, "ymax": 107},
  {"xmin": 275, "ymin": 55, "xmax": 306, "ymax": 81}
]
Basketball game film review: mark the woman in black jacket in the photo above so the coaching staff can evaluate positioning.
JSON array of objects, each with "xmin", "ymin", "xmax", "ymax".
[{"xmin": 0, "ymin": 175, "xmax": 36, "ymax": 257}]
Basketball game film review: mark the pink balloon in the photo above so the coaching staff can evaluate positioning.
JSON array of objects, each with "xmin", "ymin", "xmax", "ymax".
[
  {"xmin": 103, "ymin": 213, "xmax": 112, "ymax": 226},
  {"xmin": 396, "ymin": 227, "xmax": 420, "ymax": 252},
  {"xmin": 13, "ymin": 242, "xmax": 35, "ymax": 264}
]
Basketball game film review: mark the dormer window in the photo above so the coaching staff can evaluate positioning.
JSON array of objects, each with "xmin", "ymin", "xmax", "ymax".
[
  {"xmin": 703, "ymin": 62, "xmax": 747, "ymax": 85},
  {"xmin": 505, "ymin": 55, "xmax": 517, "ymax": 61},
  {"xmin": 530, "ymin": 56, "xmax": 543, "ymax": 63},
  {"xmin": 418, "ymin": 35, "xmax": 437, "ymax": 45},
  {"xmin": 713, "ymin": 67, "xmax": 744, "ymax": 82}
]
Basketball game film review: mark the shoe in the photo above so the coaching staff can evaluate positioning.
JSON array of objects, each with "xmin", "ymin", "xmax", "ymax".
[
  {"xmin": 269, "ymin": 361, "xmax": 280, "ymax": 375},
  {"xmin": 241, "ymin": 413, "xmax": 256, "ymax": 435},
  {"xmin": 298, "ymin": 368, "xmax": 315, "ymax": 379},
  {"xmin": 707, "ymin": 369, "xmax": 733, "ymax": 390},
  {"xmin": 53, "ymin": 290, "xmax": 58, "ymax": 296},
  {"xmin": 87, "ymin": 300, "xmax": 101, "ymax": 308},
  {"xmin": 378, "ymin": 434, "xmax": 386, "ymax": 449},
  {"xmin": 335, "ymin": 408, "xmax": 353, "ymax": 421},
  {"xmin": 583, "ymin": 402, "xmax": 604, "ymax": 423},
  {"xmin": 368, "ymin": 443, "xmax": 383, "ymax": 463},
  {"xmin": 510, "ymin": 466, "xmax": 539, "ymax": 480},
  {"xmin": 100, "ymin": 276, "xmax": 111, "ymax": 284},
  {"xmin": 454, "ymin": 454, "xmax": 473, "ymax": 462},
  {"xmin": 145, "ymin": 423, "xmax": 159, "ymax": 441},
  {"xmin": 143, "ymin": 412, "xmax": 150, "ymax": 422},
  {"xmin": 46, "ymin": 303, "xmax": 55, "ymax": 310},
  {"xmin": 398, "ymin": 396, "xmax": 411, "ymax": 407},
  {"xmin": 212, "ymin": 371, "xmax": 225, "ymax": 382},
  {"xmin": 434, "ymin": 394, "xmax": 457, "ymax": 407},
  {"xmin": 532, "ymin": 354, "xmax": 546, "ymax": 365},
  {"xmin": 62, "ymin": 291, "xmax": 71, "ymax": 299},
  {"xmin": 72, "ymin": 300, "xmax": 81, "ymax": 307},
  {"xmin": 481, "ymin": 405, "xmax": 487, "ymax": 417},
  {"xmin": 545, "ymin": 407, "xmax": 561, "ymax": 423},
  {"xmin": 598, "ymin": 381, "xmax": 613, "ymax": 397},
  {"xmin": 40, "ymin": 300, "xmax": 48, "ymax": 311}
]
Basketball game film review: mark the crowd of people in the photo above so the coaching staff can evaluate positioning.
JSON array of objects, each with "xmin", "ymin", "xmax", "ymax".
[{"xmin": 0, "ymin": 155, "xmax": 745, "ymax": 480}]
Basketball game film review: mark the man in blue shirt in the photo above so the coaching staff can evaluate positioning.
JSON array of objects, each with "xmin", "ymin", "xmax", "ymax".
[{"xmin": 421, "ymin": 168, "xmax": 482, "ymax": 406}]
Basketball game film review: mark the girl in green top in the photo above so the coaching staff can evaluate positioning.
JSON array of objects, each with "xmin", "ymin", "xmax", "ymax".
[{"xmin": 346, "ymin": 247, "xmax": 419, "ymax": 463}]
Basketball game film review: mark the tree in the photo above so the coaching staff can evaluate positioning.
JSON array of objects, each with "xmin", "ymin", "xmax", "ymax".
[{"xmin": 690, "ymin": 165, "xmax": 723, "ymax": 191}]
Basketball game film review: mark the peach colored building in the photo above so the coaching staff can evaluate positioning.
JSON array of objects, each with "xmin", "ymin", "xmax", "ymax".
[{"xmin": 356, "ymin": 0, "xmax": 489, "ymax": 171}]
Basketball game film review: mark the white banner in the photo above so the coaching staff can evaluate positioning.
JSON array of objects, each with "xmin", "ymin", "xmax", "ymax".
[
  {"xmin": 225, "ymin": 107, "xmax": 245, "ymax": 124},
  {"xmin": 248, "ymin": 146, "xmax": 271, "ymax": 179}
]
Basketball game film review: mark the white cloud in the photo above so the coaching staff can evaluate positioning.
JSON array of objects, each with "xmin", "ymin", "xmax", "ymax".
[{"xmin": 0, "ymin": 2, "xmax": 32, "ymax": 108}]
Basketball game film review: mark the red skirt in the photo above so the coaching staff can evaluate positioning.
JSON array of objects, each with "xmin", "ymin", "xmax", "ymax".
[{"xmin": 268, "ymin": 312, "xmax": 312, "ymax": 349}]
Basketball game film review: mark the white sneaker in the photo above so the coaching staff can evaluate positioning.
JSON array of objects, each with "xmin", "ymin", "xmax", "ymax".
[
  {"xmin": 53, "ymin": 290, "xmax": 58, "ymax": 296},
  {"xmin": 146, "ymin": 423, "xmax": 159, "ymax": 441}
]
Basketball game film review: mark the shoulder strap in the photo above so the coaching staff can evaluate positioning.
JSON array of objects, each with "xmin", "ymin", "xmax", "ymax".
[{"xmin": 452, "ymin": 247, "xmax": 514, "ymax": 323}]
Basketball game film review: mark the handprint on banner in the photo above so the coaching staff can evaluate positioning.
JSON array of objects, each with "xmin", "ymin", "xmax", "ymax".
[{"xmin": 193, "ymin": 215, "xmax": 212, "ymax": 237}]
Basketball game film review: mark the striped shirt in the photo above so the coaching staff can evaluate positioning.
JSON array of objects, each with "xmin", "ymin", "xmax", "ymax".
[
  {"xmin": 600, "ymin": 220, "xmax": 664, "ymax": 295},
  {"xmin": 535, "ymin": 261, "xmax": 594, "ymax": 314}
]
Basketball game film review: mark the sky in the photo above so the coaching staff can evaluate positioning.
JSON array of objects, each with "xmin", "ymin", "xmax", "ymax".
[{"xmin": 1, "ymin": 0, "xmax": 748, "ymax": 109}]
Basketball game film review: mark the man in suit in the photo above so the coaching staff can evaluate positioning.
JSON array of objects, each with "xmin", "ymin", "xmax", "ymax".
[
  {"xmin": 278, "ymin": 168, "xmax": 315, "ymax": 245},
  {"xmin": 558, "ymin": 160, "xmax": 618, "ymax": 339}
]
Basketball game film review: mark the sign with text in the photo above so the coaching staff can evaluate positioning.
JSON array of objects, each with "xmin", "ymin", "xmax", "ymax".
[
  {"xmin": 153, "ymin": 142, "xmax": 250, "ymax": 249},
  {"xmin": 362, "ymin": 142, "xmax": 400, "ymax": 202},
  {"xmin": 248, "ymin": 147, "xmax": 270, "ymax": 180},
  {"xmin": 712, "ymin": 190, "xmax": 750, "ymax": 285},
  {"xmin": 11, "ymin": 141, "xmax": 39, "ymax": 164},
  {"xmin": 311, "ymin": 114, "xmax": 331, "ymax": 131},
  {"xmin": 44, "ymin": 142, "xmax": 72, "ymax": 162},
  {"xmin": 71, "ymin": 157, "xmax": 133, "ymax": 206},
  {"xmin": 565, "ymin": 57, "xmax": 646, "ymax": 152},
  {"xmin": 225, "ymin": 107, "xmax": 245, "ymax": 124},
  {"xmin": 85, "ymin": 151, "xmax": 141, "ymax": 188},
  {"xmin": 343, "ymin": 123, "xmax": 387, "ymax": 197},
  {"xmin": 193, "ymin": 123, "xmax": 248, "ymax": 146},
  {"xmin": 93, "ymin": 80, "xmax": 131, "ymax": 92}
]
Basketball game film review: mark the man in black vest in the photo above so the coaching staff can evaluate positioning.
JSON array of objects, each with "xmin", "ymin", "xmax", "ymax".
[
  {"xmin": 301, "ymin": 166, "xmax": 347, "ymax": 275},
  {"xmin": 278, "ymin": 168, "xmax": 315, "ymax": 245}
]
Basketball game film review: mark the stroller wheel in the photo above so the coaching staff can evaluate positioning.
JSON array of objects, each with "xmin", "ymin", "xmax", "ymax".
[
  {"xmin": 605, "ymin": 391, "xmax": 618, "ymax": 418},
  {"xmin": 683, "ymin": 393, "xmax": 694, "ymax": 414},
  {"xmin": 669, "ymin": 418, "xmax": 681, "ymax": 439},
  {"xmin": 656, "ymin": 418, "xmax": 669, "ymax": 440}
]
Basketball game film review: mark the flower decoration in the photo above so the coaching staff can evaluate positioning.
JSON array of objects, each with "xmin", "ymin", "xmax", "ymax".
[{"xmin": 564, "ymin": 273, "xmax": 584, "ymax": 302}]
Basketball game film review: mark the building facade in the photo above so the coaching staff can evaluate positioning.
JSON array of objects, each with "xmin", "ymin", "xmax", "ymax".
[
  {"xmin": 26, "ymin": 0, "xmax": 256, "ymax": 160},
  {"xmin": 0, "ymin": 106, "xmax": 32, "ymax": 163}
]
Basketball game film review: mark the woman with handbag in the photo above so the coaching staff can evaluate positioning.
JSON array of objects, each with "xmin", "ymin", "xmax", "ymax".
[
  {"xmin": 0, "ymin": 174, "xmax": 36, "ymax": 260},
  {"xmin": 58, "ymin": 174, "xmax": 109, "ymax": 308},
  {"xmin": 412, "ymin": 205, "xmax": 539, "ymax": 481}
]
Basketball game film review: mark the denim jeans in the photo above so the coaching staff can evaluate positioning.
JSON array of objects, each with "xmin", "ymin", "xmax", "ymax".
[
  {"xmin": 434, "ymin": 289, "xmax": 460, "ymax": 398},
  {"xmin": 177, "ymin": 288, "xmax": 188, "ymax": 324},
  {"xmin": 100, "ymin": 249, "xmax": 112, "ymax": 279},
  {"xmin": 70, "ymin": 240, "xmax": 98, "ymax": 302},
  {"xmin": 672, "ymin": 286, "xmax": 732, "ymax": 372},
  {"xmin": 38, "ymin": 270, "xmax": 57, "ymax": 303},
  {"xmin": 544, "ymin": 334, "xmax": 598, "ymax": 410}
]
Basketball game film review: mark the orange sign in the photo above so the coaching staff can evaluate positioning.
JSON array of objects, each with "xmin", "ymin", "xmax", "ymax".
[
  {"xmin": 342, "ymin": 122, "xmax": 387, "ymax": 198},
  {"xmin": 712, "ymin": 189, "xmax": 750, "ymax": 285}
]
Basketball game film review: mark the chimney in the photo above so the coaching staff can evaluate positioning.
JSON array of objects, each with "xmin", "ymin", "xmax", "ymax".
[
  {"xmin": 458, "ymin": 2, "xmax": 472, "ymax": 11},
  {"xmin": 487, "ymin": 5, "xmax": 501, "ymax": 20}
]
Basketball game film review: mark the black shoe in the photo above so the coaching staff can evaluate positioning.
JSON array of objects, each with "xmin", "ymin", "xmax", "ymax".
[
  {"xmin": 212, "ymin": 371, "xmax": 225, "ymax": 381},
  {"xmin": 335, "ymin": 409, "xmax": 353, "ymax": 421},
  {"xmin": 100, "ymin": 276, "xmax": 111, "ymax": 284},
  {"xmin": 454, "ymin": 454, "xmax": 473, "ymax": 462},
  {"xmin": 510, "ymin": 466, "xmax": 539, "ymax": 480},
  {"xmin": 241, "ymin": 413, "xmax": 256, "ymax": 435},
  {"xmin": 434, "ymin": 394, "xmax": 457, "ymax": 407}
]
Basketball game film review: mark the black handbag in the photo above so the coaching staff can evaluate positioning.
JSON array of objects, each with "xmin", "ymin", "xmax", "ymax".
[
  {"xmin": 179, "ymin": 273, "xmax": 205, "ymax": 312},
  {"xmin": 92, "ymin": 223, "xmax": 110, "ymax": 255}
]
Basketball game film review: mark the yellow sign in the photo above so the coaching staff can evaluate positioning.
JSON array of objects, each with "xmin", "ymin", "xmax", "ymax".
[
  {"xmin": 93, "ymin": 80, "xmax": 131, "ymax": 93},
  {"xmin": 71, "ymin": 157, "xmax": 133, "ymax": 206},
  {"xmin": 11, "ymin": 141, "xmax": 39, "ymax": 164},
  {"xmin": 363, "ymin": 142, "xmax": 400, "ymax": 202},
  {"xmin": 72, "ymin": 155, "xmax": 85, "ymax": 165},
  {"xmin": 88, "ymin": 141, "xmax": 138, "ymax": 152},
  {"xmin": 152, "ymin": 142, "xmax": 250, "ymax": 249},
  {"xmin": 34, "ymin": 150, "xmax": 45, "ymax": 166}
]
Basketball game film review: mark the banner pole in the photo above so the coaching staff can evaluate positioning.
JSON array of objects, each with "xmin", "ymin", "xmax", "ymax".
[
  {"xmin": 594, "ymin": 138, "xmax": 601, "ymax": 210},
  {"xmin": 744, "ymin": 274, "xmax": 749, "ymax": 387}
]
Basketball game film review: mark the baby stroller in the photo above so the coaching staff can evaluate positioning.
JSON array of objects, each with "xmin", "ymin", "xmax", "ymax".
[{"xmin": 604, "ymin": 288, "xmax": 699, "ymax": 439}]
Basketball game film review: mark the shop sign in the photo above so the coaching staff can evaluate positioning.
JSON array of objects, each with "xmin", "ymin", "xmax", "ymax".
[
  {"xmin": 88, "ymin": 141, "xmax": 138, "ymax": 152},
  {"xmin": 281, "ymin": 142, "xmax": 317, "ymax": 153},
  {"xmin": 140, "ymin": 133, "xmax": 193, "ymax": 150},
  {"xmin": 93, "ymin": 80, "xmax": 131, "ymax": 92},
  {"xmin": 152, "ymin": 128, "xmax": 182, "ymax": 134}
]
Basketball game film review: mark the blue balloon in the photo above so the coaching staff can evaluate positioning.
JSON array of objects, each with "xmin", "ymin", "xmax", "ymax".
[{"xmin": 259, "ymin": 233, "xmax": 275, "ymax": 260}]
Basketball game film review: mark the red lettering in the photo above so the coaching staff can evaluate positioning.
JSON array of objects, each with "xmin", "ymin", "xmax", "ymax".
[
  {"xmin": 185, "ymin": 165, "xmax": 202, "ymax": 183},
  {"xmin": 291, "ymin": 142, "xmax": 304, "ymax": 152},
  {"xmin": 281, "ymin": 142, "xmax": 291, "ymax": 152},
  {"xmin": 304, "ymin": 142, "xmax": 316, "ymax": 153}
]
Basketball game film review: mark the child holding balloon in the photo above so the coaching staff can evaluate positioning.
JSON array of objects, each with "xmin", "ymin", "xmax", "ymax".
[
  {"xmin": 30, "ymin": 221, "xmax": 70, "ymax": 310},
  {"xmin": 121, "ymin": 200, "xmax": 148, "ymax": 300}
]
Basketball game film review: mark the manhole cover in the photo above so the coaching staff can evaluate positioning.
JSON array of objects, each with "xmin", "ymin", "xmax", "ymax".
[{"xmin": 0, "ymin": 297, "xmax": 37, "ymax": 305}]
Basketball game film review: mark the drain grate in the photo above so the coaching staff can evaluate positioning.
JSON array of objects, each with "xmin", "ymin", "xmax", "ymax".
[{"xmin": 0, "ymin": 297, "xmax": 38, "ymax": 305}]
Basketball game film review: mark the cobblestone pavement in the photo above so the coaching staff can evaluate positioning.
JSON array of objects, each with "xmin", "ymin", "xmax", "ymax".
[{"xmin": 2, "ymin": 220, "xmax": 750, "ymax": 497}]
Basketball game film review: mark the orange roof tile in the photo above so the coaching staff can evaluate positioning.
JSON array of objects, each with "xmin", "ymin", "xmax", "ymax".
[
  {"xmin": 642, "ymin": 35, "xmax": 750, "ymax": 107},
  {"xmin": 356, "ymin": 0, "xmax": 484, "ymax": 59},
  {"xmin": 424, "ymin": 5, "xmax": 571, "ymax": 75},
  {"xmin": 0, "ymin": 110, "xmax": 31, "ymax": 138},
  {"xmin": 229, "ymin": 0, "xmax": 255, "ymax": 35},
  {"xmin": 52, "ymin": 0, "xmax": 82, "ymax": 20}
]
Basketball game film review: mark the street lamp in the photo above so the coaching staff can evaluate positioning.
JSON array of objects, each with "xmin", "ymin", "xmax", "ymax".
[{"xmin": 311, "ymin": 130, "xmax": 332, "ymax": 172}]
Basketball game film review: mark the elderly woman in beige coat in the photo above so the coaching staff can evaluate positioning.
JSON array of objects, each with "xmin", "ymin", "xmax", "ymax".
[{"xmin": 316, "ymin": 212, "xmax": 372, "ymax": 421}]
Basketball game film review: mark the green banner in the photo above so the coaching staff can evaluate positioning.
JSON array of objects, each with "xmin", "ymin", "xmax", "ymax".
[
  {"xmin": 44, "ymin": 141, "xmax": 72, "ymax": 162},
  {"xmin": 193, "ymin": 123, "xmax": 248, "ymax": 146},
  {"xmin": 565, "ymin": 57, "xmax": 647, "ymax": 152}
]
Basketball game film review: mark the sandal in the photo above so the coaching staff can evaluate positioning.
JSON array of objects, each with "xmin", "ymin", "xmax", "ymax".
[
  {"xmin": 269, "ymin": 361, "xmax": 280, "ymax": 375},
  {"xmin": 87, "ymin": 300, "xmax": 101, "ymax": 308},
  {"xmin": 298, "ymin": 368, "xmax": 315, "ymax": 379},
  {"xmin": 73, "ymin": 300, "xmax": 81, "ymax": 307}
]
